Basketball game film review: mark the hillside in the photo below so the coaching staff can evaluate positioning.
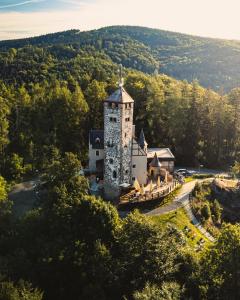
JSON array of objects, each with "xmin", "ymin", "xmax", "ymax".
[{"xmin": 2, "ymin": 26, "xmax": 240, "ymax": 91}]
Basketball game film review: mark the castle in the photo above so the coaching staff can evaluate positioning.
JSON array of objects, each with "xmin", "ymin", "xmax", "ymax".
[{"xmin": 88, "ymin": 77, "xmax": 175, "ymax": 200}]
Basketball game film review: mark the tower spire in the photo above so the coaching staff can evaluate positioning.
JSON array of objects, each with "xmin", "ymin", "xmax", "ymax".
[{"xmin": 118, "ymin": 64, "xmax": 124, "ymax": 87}]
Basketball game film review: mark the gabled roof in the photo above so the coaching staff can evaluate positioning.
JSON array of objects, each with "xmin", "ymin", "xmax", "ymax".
[
  {"xmin": 149, "ymin": 153, "xmax": 161, "ymax": 168},
  {"xmin": 105, "ymin": 87, "xmax": 134, "ymax": 103},
  {"xmin": 139, "ymin": 129, "xmax": 148, "ymax": 149},
  {"xmin": 147, "ymin": 148, "xmax": 175, "ymax": 160},
  {"xmin": 89, "ymin": 130, "xmax": 104, "ymax": 149},
  {"xmin": 132, "ymin": 138, "xmax": 147, "ymax": 156}
]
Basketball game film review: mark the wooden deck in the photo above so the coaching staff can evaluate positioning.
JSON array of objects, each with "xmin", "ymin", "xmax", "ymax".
[{"xmin": 120, "ymin": 181, "xmax": 179, "ymax": 204}]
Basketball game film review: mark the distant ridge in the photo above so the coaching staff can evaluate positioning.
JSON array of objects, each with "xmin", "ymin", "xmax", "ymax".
[{"xmin": 1, "ymin": 25, "xmax": 240, "ymax": 91}]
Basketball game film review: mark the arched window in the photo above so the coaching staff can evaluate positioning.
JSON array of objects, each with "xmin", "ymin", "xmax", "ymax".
[
  {"xmin": 95, "ymin": 137, "xmax": 100, "ymax": 144},
  {"xmin": 113, "ymin": 171, "xmax": 117, "ymax": 179}
]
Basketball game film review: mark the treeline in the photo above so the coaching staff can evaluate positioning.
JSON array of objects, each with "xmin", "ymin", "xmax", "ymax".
[
  {"xmin": 1, "ymin": 59, "xmax": 240, "ymax": 180},
  {"xmin": 2, "ymin": 26, "xmax": 240, "ymax": 91},
  {"xmin": 0, "ymin": 154, "xmax": 239, "ymax": 299}
]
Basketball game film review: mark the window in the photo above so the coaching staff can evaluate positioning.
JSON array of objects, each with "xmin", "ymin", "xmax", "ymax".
[
  {"xmin": 115, "ymin": 104, "xmax": 118, "ymax": 108},
  {"xmin": 125, "ymin": 117, "xmax": 130, "ymax": 122},
  {"xmin": 125, "ymin": 104, "xmax": 128, "ymax": 109},
  {"xmin": 125, "ymin": 170, "xmax": 128, "ymax": 174},
  {"xmin": 132, "ymin": 177, "xmax": 136, "ymax": 181},
  {"xmin": 133, "ymin": 164, "xmax": 136, "ymax": 168},
  {"xmin": 107, "ymin": 139, "xmax": 113, "ymax": 147},
  {"xmin": 125, "ymin": 133, "xmax": 127, "ymax": 138},
  {"xmin": 95, "ymin": 137, "xmax": 100, "ymax": 144},
  {"xmin": 129, "ymin": 103, "xmax": 131, "ymax": 108},
  {"xmin": 113, "ymin": 171, "xmax": 117, "ymax": 179},
  {"xmin": 110, "ymin": 117, "xmax": 117, "ymax": 123},
  {"xmin": 96, "ymin": 151, "xmax": 99, "ymax": 156},
  {"xmin": 109, "ymin": 158, "xmax": 113, "ymax": 164},
  {"xmin": 124, "ymin": 145, "xmax": 127, "ymax": 148},
  {"xmin": 108, "ymin": 102, "xmax": 111, "ymax": 108}
]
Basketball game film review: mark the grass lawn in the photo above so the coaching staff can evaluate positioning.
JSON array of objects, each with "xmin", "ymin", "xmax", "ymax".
[
  {"xmin": 184, "ymin": 177, "xmax": 194, "ymax": 183},
  {"xmin": 150, "ymin": 208, "xmax": 212, "ymax": 250}
]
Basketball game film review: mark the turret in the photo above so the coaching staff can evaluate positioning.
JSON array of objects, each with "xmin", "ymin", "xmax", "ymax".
[{"xmin": 139, "ymin": 128, "xmax": 148, "ymax": 153}]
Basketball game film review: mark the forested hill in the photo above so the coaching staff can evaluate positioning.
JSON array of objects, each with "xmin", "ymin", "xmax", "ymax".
[{"xmin": 2, "ymin": 25, "xmax": 240, "ymax": 91}]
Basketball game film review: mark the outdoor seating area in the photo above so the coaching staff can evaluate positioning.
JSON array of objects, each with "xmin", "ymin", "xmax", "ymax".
[{"xmin": 120, "ymin": 177, "xmax": 179, "ymax": 204}]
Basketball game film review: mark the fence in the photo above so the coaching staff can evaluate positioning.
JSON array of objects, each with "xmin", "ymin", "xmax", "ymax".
[{"xmin": 120, "ymin": 180, "xmax": 180, "ymax": 204}]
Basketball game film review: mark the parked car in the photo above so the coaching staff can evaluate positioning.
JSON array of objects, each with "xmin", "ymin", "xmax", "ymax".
[{"xmin": 176, "ymin": 169, "xmax": 196, "ymax": 177}]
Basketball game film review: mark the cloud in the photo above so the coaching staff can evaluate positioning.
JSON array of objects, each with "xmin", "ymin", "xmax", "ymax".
[
  {"xmin": 1, "ymin": 0, "xmax": 240, "ymax": 41},
  {"xmin": 58, "ymin": 0, "xmax": 92, "ymax": 6},
  {"xmin": 0, "ymin": 0, "xmax": 44, "ymax": 9}
]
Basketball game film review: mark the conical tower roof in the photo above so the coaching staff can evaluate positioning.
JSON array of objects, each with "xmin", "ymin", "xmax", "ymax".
[
  {"xmin": 149, "ymin": 152, "xmax": 161, "ymax": 168},
  {"xmin": 139, "ymin": 128, "xmax": 148, "ymax": 149},
  {"xmin": 105, "ymin": 87, "xmax": 134, "ymax": 104}
]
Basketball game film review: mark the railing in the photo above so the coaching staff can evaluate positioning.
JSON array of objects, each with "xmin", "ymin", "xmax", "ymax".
[{"xmin": 120, "ymin": 180, "xmax": 180, "ymax": 204}]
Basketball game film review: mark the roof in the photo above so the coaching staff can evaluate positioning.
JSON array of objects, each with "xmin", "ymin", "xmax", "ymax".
[
  {"xmin": 105, "ymin": 87, "xmax": 134, "ymax": 103},
  {"xmin": 89, "ymin": 130, "xmax": 104, "ymax": 149},
  {"xmin": 139, "ymin": 129, "xmax": 148, "ymax": 149},
  {"xmin": 147, "ymin": 148, "xmax": 175, "ymax": 160},
  {"xmin": 149, "ymin": 153, "xmax": 161, "ymax": 168},
  {"xmin": 132, "ymin": 138, "xmax": 147, "ymax": 156}
]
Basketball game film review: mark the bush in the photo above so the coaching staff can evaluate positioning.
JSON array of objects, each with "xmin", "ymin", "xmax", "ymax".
[
  {"xmin": 201, "ymin": 204, "xmax": 211, "ymax": 220},
  {"xmin": 193, "ymin": 174, "xmax": 215, "ymax": 179}
]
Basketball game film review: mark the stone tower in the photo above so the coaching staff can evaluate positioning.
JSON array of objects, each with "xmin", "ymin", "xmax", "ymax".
[{"xmin": 103, "ymin": 82, "xmax": 134, "ymax": 200}]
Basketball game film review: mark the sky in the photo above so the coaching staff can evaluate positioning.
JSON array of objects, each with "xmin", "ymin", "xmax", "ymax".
[{"xmin": 1, "ymin": 0, "xmax": 240, "ymax": 41}]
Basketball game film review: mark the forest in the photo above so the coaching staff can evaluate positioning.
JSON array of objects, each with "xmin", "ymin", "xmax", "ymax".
[
  {"xmin": 2, "ymin": 26, "xmax": 240, "ymax": 91},
  {"xmin": 0, "ymin": 26, "xmax": 239, "ymax": 299}
]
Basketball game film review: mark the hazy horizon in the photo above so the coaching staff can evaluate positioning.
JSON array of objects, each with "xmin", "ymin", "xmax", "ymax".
[{"xmin": 1, "ymin": 0, "xmax": 240, "ymax": 41}]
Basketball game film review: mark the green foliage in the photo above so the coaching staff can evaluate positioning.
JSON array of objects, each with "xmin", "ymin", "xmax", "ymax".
[
  {"xmin": 0, "ymin": 176, "xmax": 7, "ymax": 202},
  {"xmin": 116, "ymin": 211, "xmax": 184, "ymax": 296},
  {"xmin": 4, "ymin": 153, "xmax": 26, "ymax": 181},
  {"xmin": 199, "ymin": 224, "xmax": 240, "ymax": 300},
  {"xmin": 193, "ymin": 174, "xmax": 215, "ymax": 179},
  {"xmin": 133, "ymin": 282, "xmax": 183, "ymax": 300},
  {"xmin": 0, "ymin": 280, "xmax": 43, "ymax": 300},
  {"xmin": 3, "ymin": 26, "xmax": 240, "ymax": 92},
  {"xmin": 201, "ymin": 204, "xmax": 211, "ymax": 221},
  {"xmin": 231, "ymin": 161, "xmax": 240, "ymax": 178},
  {"xmin": 0, "ymin": 96, "xmax": 10, "ymax": 155},
  {"xmin": 211, "ymin": 200, "xmax": 222, "ymax": 223}
]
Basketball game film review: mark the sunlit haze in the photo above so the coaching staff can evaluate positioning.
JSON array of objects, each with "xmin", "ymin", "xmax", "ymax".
[{"xmin": 1, "ymin": 0, "xmax": 240, "ymax": 40}]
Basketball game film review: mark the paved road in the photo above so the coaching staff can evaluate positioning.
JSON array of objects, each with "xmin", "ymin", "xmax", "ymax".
[
  {"xmin": 146, "ymin": 180, "xmax": 196, "ymax": 216},
  {"xmin": 146, "ymin": 180, "xmax": 216, "ymax": 242}
]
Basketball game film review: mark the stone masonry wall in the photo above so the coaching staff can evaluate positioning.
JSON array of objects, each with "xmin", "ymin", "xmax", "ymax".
[{"xmin": 104, "ymin": 102, "xmax": 133, "ymax": 194}]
